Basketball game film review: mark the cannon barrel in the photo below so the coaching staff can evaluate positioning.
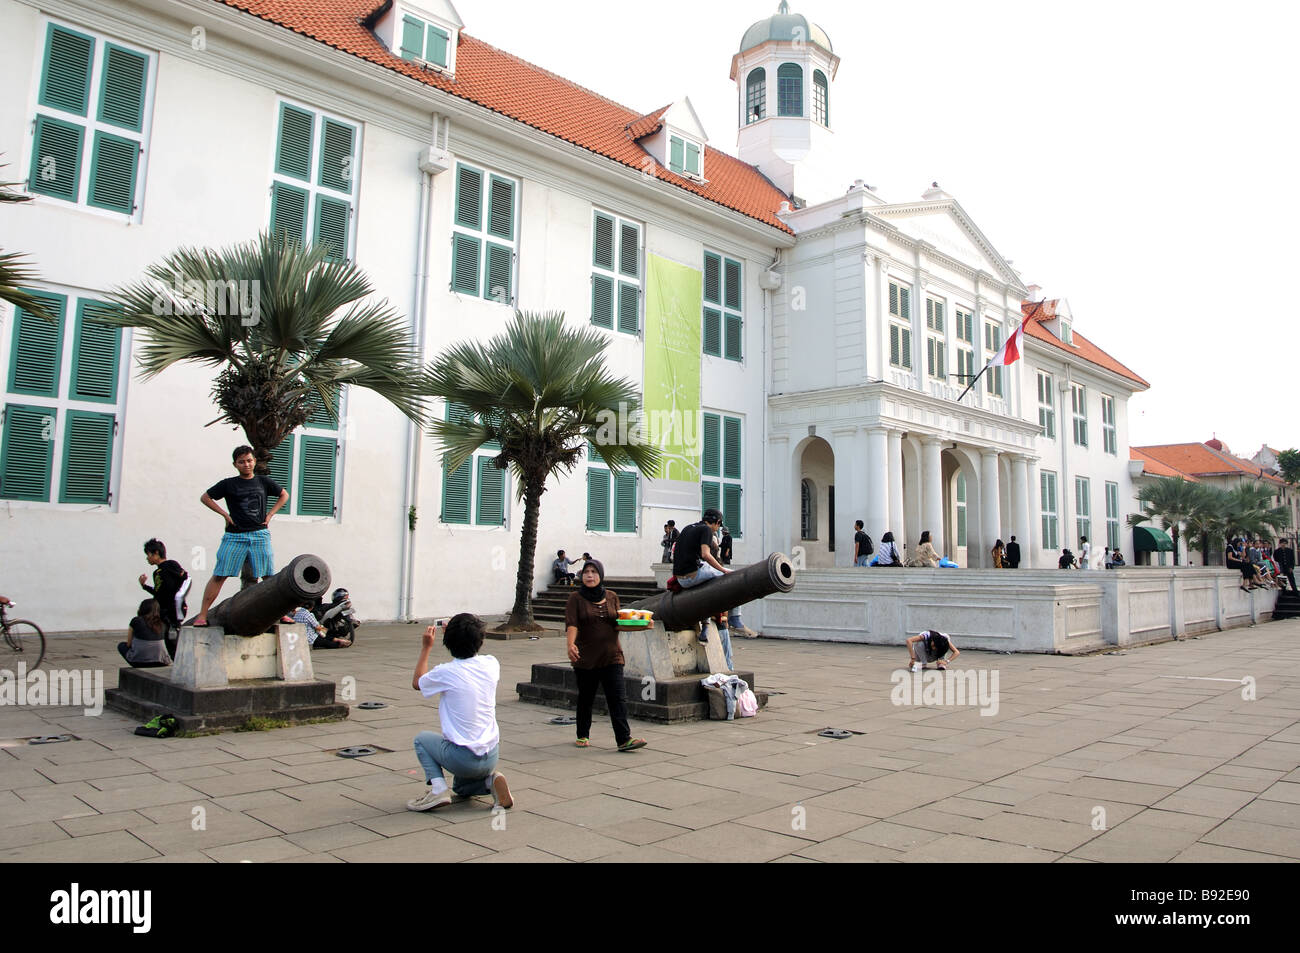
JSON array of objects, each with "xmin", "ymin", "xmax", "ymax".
[
  {"xmin": 198, "ymin": 554, "xmax": 331, "ymax": 637},
  {"xmin": 628, "ymin": 553, "xmax": 795, "ymax": 631}
]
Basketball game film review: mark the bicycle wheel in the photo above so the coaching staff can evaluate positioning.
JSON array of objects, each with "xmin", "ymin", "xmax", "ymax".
[{"xmin": 5, "ymin": 621, "xmax": 46, "ymax": 670}]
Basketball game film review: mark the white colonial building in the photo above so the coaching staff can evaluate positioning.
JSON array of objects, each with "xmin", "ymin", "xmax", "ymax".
[{"xmin": 0, "ymin": 0, "xmax": 1148, "ymax": 632}]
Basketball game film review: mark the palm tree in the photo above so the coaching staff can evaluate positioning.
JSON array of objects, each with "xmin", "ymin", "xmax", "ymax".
[
  {"xmin": 1135, "ymin": 476, "xmax": 1202, "ymax": 565},
  {"xmin": 0, "ymin": 160, "xmax": 55, "ymax": 318},
  {"xmin": 1222, "ymin": 483, "xmax": 1291, "ymax": 543},
  {"xmin": 423, "ymin": 312, "xmax": 661, "ymax": 630},
  {"xmin": 105, "ymin": 231, "xmax": 425, "ymax": 471}
]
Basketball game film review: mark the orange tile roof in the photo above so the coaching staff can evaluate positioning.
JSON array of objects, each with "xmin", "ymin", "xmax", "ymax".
[
  {"xmin": 213, "ymin": 1, "xmax": 794, "ymax": 233},
  {"xmin": 1132, "ymin": 443, "xmax": 1286, "ymax": 485},
  {"xmin": 625, "ymin": 106, "xmax": 670, "ymax": 142},
  {"xmin": 1021, "ymin": 299, "xmax": 1149, "ymax": 389},
  {"xmin": 1130, "ymin": 448, "xmax": 1199, "ymax": 481}
]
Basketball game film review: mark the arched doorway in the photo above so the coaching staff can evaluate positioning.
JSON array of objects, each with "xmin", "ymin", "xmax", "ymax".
[{"xmin": 796, "ymin": 436, "xmax": 835, "ymax": 568}]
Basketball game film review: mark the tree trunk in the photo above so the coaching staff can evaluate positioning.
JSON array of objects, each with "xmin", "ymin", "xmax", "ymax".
[
  {"xmin": 506, "ymin": 478, "xmax": 545, "ymax": 628},
  {"xmin": 1172, "ymin": 527, "xmax": 1180, "ymax": 566}
]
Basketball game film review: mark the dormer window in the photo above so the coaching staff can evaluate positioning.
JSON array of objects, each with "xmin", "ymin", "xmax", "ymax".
[
  {"xmin": 669, "ymin": 134, "xmax": 703, "ymax": 178},
  {"xmin": 1060, "ymin": 320, "xmax": 1073, "ymax": 345},
  {"xmin": 400, "ymin": 13, "xmax": 450, "ymax": 68}
]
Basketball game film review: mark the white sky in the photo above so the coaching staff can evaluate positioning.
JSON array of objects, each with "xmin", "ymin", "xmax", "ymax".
[{"xmin": 466, "ymin": 0, "xmax": 1300, "ymax": 459}]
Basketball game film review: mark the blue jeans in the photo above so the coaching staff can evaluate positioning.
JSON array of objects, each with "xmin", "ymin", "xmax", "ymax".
[
  {"xmin": 677, "ymin": 563, "xmax": 725, "ymax": 588},
  {"xmin": 413, "ymin": 731, "xmax": 498, "ymax": 795},
  {"xmin": 855, "ymin": 555, "xmax": 869, "ymax": 567},
  {"xmin": 717, "ymin": 624, "xmax": 734, "ymax": 670}
]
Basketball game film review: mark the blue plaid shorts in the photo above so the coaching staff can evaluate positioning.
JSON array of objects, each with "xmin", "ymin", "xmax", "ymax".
[{"xmin": 213, "ymin": 529, "xmax": 274, "ymax": 578}]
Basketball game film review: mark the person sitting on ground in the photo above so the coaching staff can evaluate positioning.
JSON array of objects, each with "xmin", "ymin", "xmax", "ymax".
[
  {"xmin": 408, "ymin": 614, "xmax": 513, "ymax": 812},
  {"xmin": 991, "ymin": 538, "xmax": 1005, "ymax": 568},
  {"xmin": 119, "ymin": 599, "xmax": 173, "ymax": 668},
  {"xmin": 873, "ymin": 531, "xmax": 903, "ymax": 566},
  {"xmin": 905, "ymin": 530, "xmax": 941, "ymax": 568},
  {"xmin": 1105, "ymin": 548, "xmax": 1125, "ymax": 568},
  {"xmin": 138, "ymin": 538, "xmax": 189, "ymax": 658},
  {"xmin": 551, "ymin": 550, "xmax": 580, "ymax": 587},
  {"xmin": 315, "ymin": 588, "xmax": 359, "ymax": 645},
  {"xmin": 294, "ymin": 605, "xmax": 351, "ymax": 648},
  {"xmin": 905, "ymin": 630, "xmax": 960, "ymax": 672},
  {"xmin": 1058, "ymin": 548, "xmax": 1077, "ymax": 570}
]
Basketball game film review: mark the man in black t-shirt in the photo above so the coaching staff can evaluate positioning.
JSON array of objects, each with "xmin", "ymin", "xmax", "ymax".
[
  {"xmin": 193, "ymin": 445, "xmax": 288, "ymax": 626},
  {"xmin": 138, "ymin": 538, "xmax": 190, "ymax": 657},
  {"xmin": 853, "ymin": 520, "xmax": 873, "ymax": 567},
  {"xmin": 673, "ymin": 509, "xmax": 729, "ymax": 588}
]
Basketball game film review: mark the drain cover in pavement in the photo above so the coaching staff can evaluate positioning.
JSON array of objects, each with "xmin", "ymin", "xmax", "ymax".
[
  {"xmin": 817, "ymin": 729, "xmax": 852, "ymax": 740},
  {"xmin": 357, "ymin": 701, "xmax": 388, "ymax": 710},
  {"xmin": 336, "ymin": 746, "xmax": 378, "ymax": 758},
  {"xmin": 28, "ymin": 735, "xmax": 75, "ymax": 745},
  {"xmin": 549, "ymin": 715, "xmax": 577, "ymax": 725}
]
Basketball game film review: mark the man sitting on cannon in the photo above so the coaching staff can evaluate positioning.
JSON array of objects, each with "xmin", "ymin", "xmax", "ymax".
[{"xmin": 673, "ymin": 509, "xmax": 730, "ymax": 591}]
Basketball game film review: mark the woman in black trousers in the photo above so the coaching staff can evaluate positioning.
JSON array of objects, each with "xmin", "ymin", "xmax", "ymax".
[{"xmin": 564, "ymin": 559, "xmax": 647, "ymax": 752}]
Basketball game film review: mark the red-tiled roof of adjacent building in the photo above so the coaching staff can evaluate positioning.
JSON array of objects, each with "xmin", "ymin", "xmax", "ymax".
[
  {"xmin": 1132, "ymin": 442, "xmax": 1287, "ymax": 485},
  {"xmin": 1021, "ymin": 299, "xmax": 1149, "ymax": 389},
  {"xmin": 213, "ymin": 0, "xmax": 794, "ymax": 233},
  {"xmin": 1130, "ymin": 448, "xmax": 1199, "ymax": 481}
]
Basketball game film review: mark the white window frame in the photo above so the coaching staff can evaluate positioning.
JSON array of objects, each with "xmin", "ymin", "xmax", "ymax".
[
  {"xmin": 668, "ymin": 133, "xmax": 703, "ymax": 178},
  {"xmin": 1075, "ymin": 476, "xmax": 1091, "ymax": 546},
  {"xmin": 888, "ymin": 281, "xmax": 912, "ymax": 371},
  {"xmin": 1105, "ymin": 481, "xmax": 1120, "ymax": 551},
  {"xmin": 450, "ymin": 161, "xmax": 518, "ymax": 306},
  {"xmin": 1101, "ymin": 394, "xmax": 1117, "ymax": 455},
  {"xmin": 1037, "ymin": 371, "xmax": 1055, "ymax": 439},
  {"xmin": 272, "ymin": 389, "xmax": 346, "ymax": 522},
  {"xmin": 1041, "ymin": 470, "xmax": 1059, "ymax": 551},
  {"xmin": 955, "ymin": 307, "xmax": 976, "ymax": 395},
  {"xmin": 984, "ymin": 320, "xmax": 1004, "ymax": 398},
  {"xmin": 270, "ymin": 98, "xmax": 360, "ymax": 260},
  {"xmin": 591, "ymin": 209, "xmax": 642, "ymax": 337},
  {"xmin": 1071, "ymin": 383, "xmax": 1088, "ymax": 447}
]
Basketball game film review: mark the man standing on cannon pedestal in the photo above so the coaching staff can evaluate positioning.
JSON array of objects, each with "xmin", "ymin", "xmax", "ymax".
[{"xmin": 193, "ymin": 445, "xmax": 289, "ymax": 627}]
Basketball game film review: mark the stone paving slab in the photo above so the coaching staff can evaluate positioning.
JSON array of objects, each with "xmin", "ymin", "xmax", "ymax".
[{"xmin": 2, "ymin": 616, "xmax": 1298, "ymax": 862}]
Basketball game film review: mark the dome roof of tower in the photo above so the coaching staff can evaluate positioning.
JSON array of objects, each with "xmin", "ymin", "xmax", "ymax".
[{"xmin": 739, "ymin": 2, "xmax": 833, "ymax": 56}]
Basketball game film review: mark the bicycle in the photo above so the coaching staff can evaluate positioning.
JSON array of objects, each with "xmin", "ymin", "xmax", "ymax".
[{"xmin": 1, "ymin": 602, "xmax": 45, "ymax": 670}]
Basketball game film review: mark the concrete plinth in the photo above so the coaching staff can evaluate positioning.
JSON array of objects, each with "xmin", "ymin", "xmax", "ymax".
[
  {"xmin": 516, "ymin": 662, "xmax": 760, "ymax": 723},
  {"xmin": 105, "ymin": 623, "xmax": 347, "ymax": 732}
]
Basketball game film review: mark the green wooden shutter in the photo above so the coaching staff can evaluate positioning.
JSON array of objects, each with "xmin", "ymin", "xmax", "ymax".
[
  {"xmin": 724, "ymin": 258, "xmax": 741, "ymax": 311},
  {"xmin": 484, "ymin": 242, "xmax": 513, "ymax": 304},
  {"xmin": 297, "ymin": 435, "xmax": 336, "ymax": 516},
  {"xmin": 722, "ymin": 416, "xmax": 742, "ymax": 480},
  {"xmin": 586, "ymin": 468, "xmax": 610, "ymax": 531},
  {"xmin": 29, "ymin": 116, "xmax": 83, "ymax": 202},
  {"xmin": 902, "ymin": 328, "xmax": 912, "ymax": 369},
  {"xmin": 703, "ymin": 307, "xmax": 721, "ymax": 356},
  {"xmin": 314, "ymin": 194, "xmax": 350, "ymax": 260},
  {"xmin": 685, "ymin": 142, "xmax": 700, "ymax": 175},
  {"xmin": 426, "ymin": 25, "xmax": 450, "ymax": 66},
  {"xmin": 454, "ymin": 165, "xmax": 482, "ymax": 229},
  {"xmin": 723, "ymin": 484, "xmax": 742, "ymax": 538},
  {"xmin": 889, "ymin": 283, "xmax": 898, "ymax": 316},
  {"xmin": 701, "ymin": 480, "xmax": 720, "ymax": 514},
  {"xmin": 616, "ymin": 282, "xmax": 639, "ymax": 334},
  {"xmin": 476, "ymin": 457, "xmax": 505, "ymax": 525},
  {"xmin": 88, "ymin": 131, "xmax": 138, "ymax": 213},
  {"xmin": 591, "ymin": 274, "xmax": 614, "ymax": 328},
  {"xmin": 400, "ymin": 15, "xmax": 424, "ymax": 60},
  {"xmin": 266, "ymin": 434, "xmax": 294, "ymax": 491},
  {"xmin": 669, "ymin": 137, "xmax": 684, "ymax": 174},
  {"xmin": 703, "ymin": 252, "xmax": 721, "ymax": 304},
  {"xmin": 618, "ymin": 222, "xmax": 639, "ymax": 277},
  {"xmin": 899, "ymin": 286, "xmax": 911, "ymax": 319},
  {"xmin": 318, "ymin": 119, "xmax": 355, "ymax": 192},
  {"xmin": 60, "ymin": 409, "xmax": 114, "ymax": 504},
  {"xmin": 451, "ymin": 233, "xmax": 481, "ymax": 295},
  {"xmin": 40, "ymin": 25, "xmax": 94, "ymax": 115},
  {"xmin": 441, "ymin": 456, "xmax": 471, "ymax": 523},
  {"xmin": 889, "ymin": 325, "xmax": 900, "ymax": 367},
  {"xmin": 71, "ymin": 300, "xmax": 122, "ymax": 403},
  {"xmin": 0, "ymin": 405, "xmax": 55, "ymax": 501},
  {"xmin": 275, "ymin": 104, "xmax": 313, "ymax": 181},
  {"xmin": 304, "ymin": 385, "xmax": 340, "ymax": 427},
  {"xmin": 613, "ymin": 471, "xmax": 637, "ymax": 533},
  {"xmin": 270, "ymin": 182, "xmax": 308, "ymax": 244},
  {"xmin": 702, "ymin": 412, "xmax": 720, "ymax": 477},
  {"xmin": 593, "ymin": 212, "xmax": 614, "ymax": 269},
  {"xmin": 98, "ymin": 44, "xmax": 148, "ymax": 132},
  {"xmin": 487, "ymin": 175, "xmax": 514, "ymax": 240},
  {"xmin": 9, "ymin": 292, "xmax": 66, "ymax": 396},
  {"xmin": 724, "ymin": 313, "xmax": 742, "ymax": 361}
]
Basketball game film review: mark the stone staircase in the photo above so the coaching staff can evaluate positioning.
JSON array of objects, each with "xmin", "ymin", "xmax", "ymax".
[
  {"xmin": 1273, "ymin": 586, "xmax": 1300, "ymax": 620},
  {"xmin": 530, "ymin": 577, "xmax": 664, "ymax": 622}
]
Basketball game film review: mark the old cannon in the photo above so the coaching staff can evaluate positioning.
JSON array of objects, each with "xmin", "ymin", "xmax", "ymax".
[
  {"xmin": 627, "ymin": 552, "xmax": 796, "ymax": 630},
  {"xmin": 192, "ymin": 554, "xmax": 331, "ymax": 637}
]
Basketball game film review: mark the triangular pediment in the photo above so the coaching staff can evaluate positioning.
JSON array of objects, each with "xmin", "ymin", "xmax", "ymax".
[
  {"xmin": 662, "ymin": 97, "xmax": 708, "ymax": 144},
  {"xmin": 870, "ymin": 200, "xmax": 1023, "ymax": 287}
]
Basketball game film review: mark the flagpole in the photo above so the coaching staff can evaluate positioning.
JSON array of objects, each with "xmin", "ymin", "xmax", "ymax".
[{"xmin": 956, "ymin": 365, "xmax": 988, "ymax": 403}]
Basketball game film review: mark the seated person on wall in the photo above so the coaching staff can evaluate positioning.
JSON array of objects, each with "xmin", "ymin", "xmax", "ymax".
[
  {"xmin": 119, "ymin": 599, "xmax": 173, "ymax": 668},
  {"xmin": 1059, "ymin": 548, "xmax": 1078, "ymax": 570},
  {"xmin": 905, "ymin": 531, "xmax": 941, "ymax": 568},
  {"xmin": 905, "ymin": 630, "xmax": 960, "ymax": 672},
  {"xmin": 871, "ymin": 532, "xmax": 903, "ymax": 566},
  {"xmin": 672, "ymin": 509, "xmax": 730, "ymax": 591},
  {"xmin": 551, "ymin": 550, "xmax": 580, "ymax": 587}
]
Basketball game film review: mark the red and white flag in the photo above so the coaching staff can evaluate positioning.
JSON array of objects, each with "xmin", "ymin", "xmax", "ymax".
[{"xmin": 986, "ymin": 316, "xmax": 1030, "ymax": 368}]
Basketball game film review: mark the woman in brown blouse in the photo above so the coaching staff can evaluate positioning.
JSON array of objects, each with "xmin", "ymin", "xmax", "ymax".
[{"xmin": 564, "ymin": 559, "xmax": 647, "ymax": 752}]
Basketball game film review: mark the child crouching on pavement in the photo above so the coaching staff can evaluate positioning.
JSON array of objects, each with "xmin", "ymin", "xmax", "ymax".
[
  {"xmin": 905, "ymin": 630, "xmax": 960, "ymax": 672},
  {"xmin": 408, "ymin": 614, "xmax": 513, "ymax": 812}
]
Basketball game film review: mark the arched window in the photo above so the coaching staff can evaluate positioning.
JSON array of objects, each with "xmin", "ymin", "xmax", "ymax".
[
  {"xmin": 813, "ymin": 70, "xmax": 829, "ymax": 126},
  {"xmin": 745, "ymin": 68, "xmax": 766, "ymax": 124},
  {"xmin": 801, "ymin": 478, "xmax": 816, "ymax": 539},
  {"xmin": 777, "ymin": 63, "xmax": 803, "ymax": 117}
]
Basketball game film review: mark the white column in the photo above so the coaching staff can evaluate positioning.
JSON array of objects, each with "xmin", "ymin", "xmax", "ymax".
[
  {"xmin": 888, "ymin": 429, "xmax": 905, "ymax": 544},
  {"xmin": 1011, "ymin": 454, "xmax": 1030, "ymax": 566},
  {"xmin": 832, "ymin": 427, "xmax": 858, "ymax": 567},
  {"xmin": 768, "ymin": 435, "xmax": 791, "ymax": 558},
  {"xmin": 981, "ymin": 449, "xmax": 1001, "ymax": 567},
  {"xmin": 1025, "ymin": 458, "xmax": 1040, "ymax": 568},
  {"xmin": 866, "ymin": 426, "xmax": 888, "ymax": 545},
  {"xmin": 922, "ymin": 437, "xmax": 945, "ymax": 555}
]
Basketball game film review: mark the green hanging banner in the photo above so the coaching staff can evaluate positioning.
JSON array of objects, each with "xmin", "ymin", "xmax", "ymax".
[{"xmin": 643, "ymin": 254, "xmax": 702, "ymax": 482}]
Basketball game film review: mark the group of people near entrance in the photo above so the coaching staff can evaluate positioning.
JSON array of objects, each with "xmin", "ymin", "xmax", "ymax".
[
  {"xmin": 116, "ymin": 445, "xmax": 357, "ymax": 669},
  {"xmin": 1228, "ymin": 538, "xmax": 1295, "ymax": 592}
]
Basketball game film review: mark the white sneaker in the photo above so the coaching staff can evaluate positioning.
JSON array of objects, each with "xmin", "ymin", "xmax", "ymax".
[
  {"xmin": 406, "ymin": 786, "xmax": 452, "ymax": 812},
  {"xmin": 490, "ymin": 771, "xmax": 514, "ymax": 810},
  {"xmin": 733, "ymin": 625, "xmax": 759, "ymax": 639},
  {"xmin": 909, "ymin": 661, "xmax": 921, "ymax": 673}
]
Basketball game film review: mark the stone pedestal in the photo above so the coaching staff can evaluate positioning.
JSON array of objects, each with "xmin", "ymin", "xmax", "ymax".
[{"xmin": 105, "ymin": 624, "xmax": 348, "ymax": 732}]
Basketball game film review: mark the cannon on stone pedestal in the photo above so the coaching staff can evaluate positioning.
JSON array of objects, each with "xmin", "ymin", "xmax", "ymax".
[
  {"xmin": 627, "ymin": 552, "xmax": 796, "ymax": 630},
  {"xmin": 191, "ymin": 554, "xmax": 331, "ymax": 637}
]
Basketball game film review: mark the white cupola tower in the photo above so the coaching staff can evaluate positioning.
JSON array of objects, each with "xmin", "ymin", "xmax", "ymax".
[{"xmin": 730, "ymin": 2, "xmax": 840, "ymax": 204}]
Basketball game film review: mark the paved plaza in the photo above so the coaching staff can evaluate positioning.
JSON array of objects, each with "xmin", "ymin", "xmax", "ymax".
[{"xmin": 1, "ymin": 617, "xmax": 1298, "ymax": 863}]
